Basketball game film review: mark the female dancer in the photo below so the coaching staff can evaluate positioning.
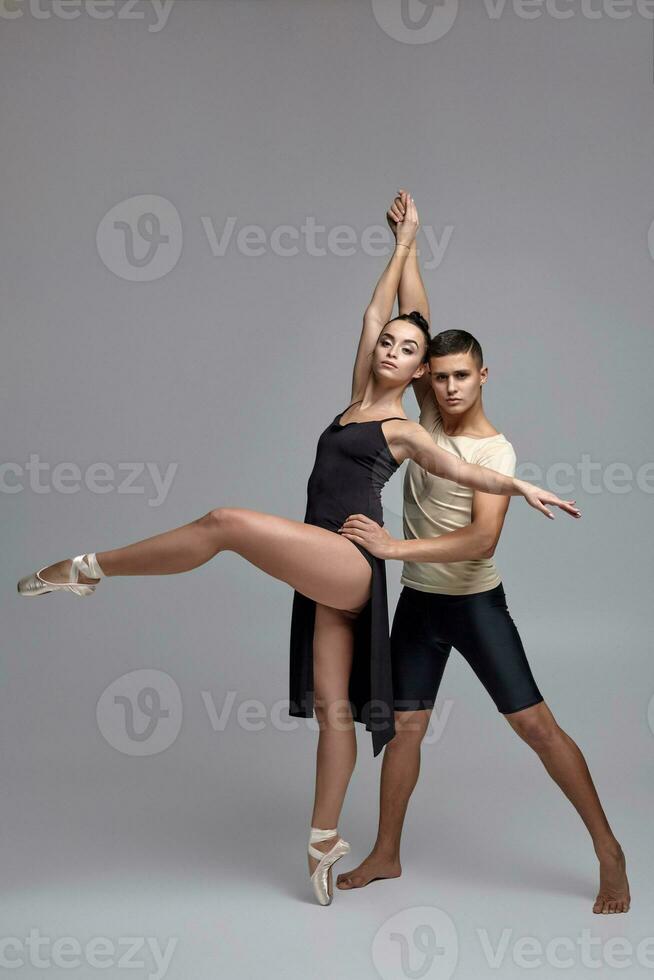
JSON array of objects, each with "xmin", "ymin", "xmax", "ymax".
[{"xmin": 17, "ymin": 195, "xmax": 580, "ymax": 905}]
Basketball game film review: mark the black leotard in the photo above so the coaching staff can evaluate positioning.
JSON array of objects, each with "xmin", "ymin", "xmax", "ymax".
[{"xmin": 288, "ymin": 401, "xmax": 407, "ymax": 756}]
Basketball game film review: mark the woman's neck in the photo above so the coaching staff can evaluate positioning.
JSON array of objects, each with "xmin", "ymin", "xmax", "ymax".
[{"xmin": 357, "ymin": 379, "xmax": 406, "ymax": 417}]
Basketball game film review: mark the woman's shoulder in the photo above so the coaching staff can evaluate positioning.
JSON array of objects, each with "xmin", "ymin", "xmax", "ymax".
[
  {"xmin": 381, "ymin": 417, "xmax": 427, "ymax": 449},
  {"xmin": 381, "ymin": 416, "xmax": 421, "ymax": 432}
]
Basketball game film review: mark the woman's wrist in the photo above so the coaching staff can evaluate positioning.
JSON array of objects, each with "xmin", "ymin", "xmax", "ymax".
[{"xmin": 512, "ymin": 477, "xmax": 529, "ymax": 498}]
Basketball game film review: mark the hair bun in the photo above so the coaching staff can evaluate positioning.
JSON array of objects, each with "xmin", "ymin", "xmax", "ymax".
[{"xmin": 409, "ymin": 310, "xmax": 428, "ymax": 329}]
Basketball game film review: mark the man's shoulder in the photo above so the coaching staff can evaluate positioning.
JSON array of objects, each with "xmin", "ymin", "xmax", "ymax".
[
  {"xmin": 471, "ymin": 413, "xmax": 514, "ymax": 448},
  {"xmin": 474, "ymin": 430, "xmax": 515, "ymax": 451},
  {"xmin": 471, "ymin": 431, "xmax": 517, "ymax": 477},
  {"xmin": 470, "ymin": 410, "xmax": 504, "ymax": 438}
]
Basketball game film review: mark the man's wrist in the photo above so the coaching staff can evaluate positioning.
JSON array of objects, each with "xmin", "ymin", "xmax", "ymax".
[{"xmin": 387, "ymin": 537, "xmax": 406, "ymax": 560}]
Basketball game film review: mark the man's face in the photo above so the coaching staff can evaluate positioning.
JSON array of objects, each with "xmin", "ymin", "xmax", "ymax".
[{"xmin": 428, "ymin": 351, "xmax": 488, "ymax": 414}]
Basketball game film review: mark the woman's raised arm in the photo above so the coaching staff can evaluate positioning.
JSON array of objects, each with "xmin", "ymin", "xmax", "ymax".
[
  {"xmin": 350, "ymin": 196, "xmax": 419, "ymax": 403},
  {"xmin": 388, "ymin": 189, "xmax": 432, "ymax": 409}
]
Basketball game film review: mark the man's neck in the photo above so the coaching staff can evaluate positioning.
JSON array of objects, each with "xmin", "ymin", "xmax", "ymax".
[{"xmin": 439, "ymin": 398, "xmax": 498, "ymax": 438}]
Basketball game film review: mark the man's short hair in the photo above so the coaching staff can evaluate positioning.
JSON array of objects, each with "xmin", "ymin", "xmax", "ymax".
[{"xmin": 428, "ymin": 329, "xmax": 483, "ymax": 368}]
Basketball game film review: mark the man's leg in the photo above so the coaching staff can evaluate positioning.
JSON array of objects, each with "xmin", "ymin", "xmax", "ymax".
[
  {"xmin": 505, "ymin": 702, "xmax": 630, "ymax": 913},
  {"xmin": 455, "ymin": 583, "xmax": 630, "ymax": 914},
  {"xmin": 336, "ymin": 708, "xmax": 432, "ymax": 888},
  {"xmin": 337, "ymin": 586, "xmax": 450, "ymax": 890}
]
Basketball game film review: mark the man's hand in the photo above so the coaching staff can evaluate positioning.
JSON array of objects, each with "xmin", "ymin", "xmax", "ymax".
[{"xmin": 338, "ymin": 514, "xmax": 398, "ymax": 558}]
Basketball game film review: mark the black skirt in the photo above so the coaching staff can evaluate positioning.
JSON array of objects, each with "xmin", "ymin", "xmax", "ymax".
[{"xmin": 288, "ymin": 541, "xmax": 396, "ymax": 758}]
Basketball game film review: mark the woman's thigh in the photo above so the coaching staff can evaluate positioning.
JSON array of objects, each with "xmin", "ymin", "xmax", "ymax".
[
  {"xmin": 210, "ymin": 507, "xmax": 372, "ymax": 611},
  {"xmin": 312, "ymin": 602, "xmax": 358, "ymax": 719}
]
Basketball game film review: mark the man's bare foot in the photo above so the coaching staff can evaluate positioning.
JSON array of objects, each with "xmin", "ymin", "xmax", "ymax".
[
  {"xmin": 336, "ymin": 851, "xmax": 402, "ymax": 889},
  {"xmin": 40, "ymin": 559, "xmax": 99, "ymax": 586},
  {"xmin": 593, "ymin": 840, "xmax": 630, "ymax": 913}
]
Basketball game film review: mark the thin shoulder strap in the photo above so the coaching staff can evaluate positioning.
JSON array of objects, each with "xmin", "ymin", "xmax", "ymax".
[{"xmin": 340, "ymin": 402, "xmax": 409, "ymax": 423}]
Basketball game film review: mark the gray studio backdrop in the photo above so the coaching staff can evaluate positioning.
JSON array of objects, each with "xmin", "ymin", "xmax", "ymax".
[{"xmin": 2, "ymin": 2, "xmax": 653, "ymax": 978}]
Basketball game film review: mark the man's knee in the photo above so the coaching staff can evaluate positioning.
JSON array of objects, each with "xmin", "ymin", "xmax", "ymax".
[
  {"xmin": 387, "ymin": 710, "xmax": 431, "ymax": 750},
  {"xmin": 506, "ymin": 702, "xmax": 559, "ymax": 750}
]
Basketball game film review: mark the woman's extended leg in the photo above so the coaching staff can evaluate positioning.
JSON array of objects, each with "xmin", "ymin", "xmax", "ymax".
[
  {"xmin": 307, "ymin": 603, "xmax": 359, "ymax": 888},
  {"xmin": 38, "ymin": 507, "xmax": 372, "ymax": 612}
]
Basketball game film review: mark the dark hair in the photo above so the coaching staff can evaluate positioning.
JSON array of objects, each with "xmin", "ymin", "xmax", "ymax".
[
  {"xmin": 428, "ymin": 329, "xmax": 483, "ymax": 368},
  {"xmin": 384, "ymin": 310, "xmax": 431, "ymax": 363}
]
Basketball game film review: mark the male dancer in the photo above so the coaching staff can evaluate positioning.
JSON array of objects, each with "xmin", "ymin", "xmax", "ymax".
[{"xmin": 335, "ymin": 192, "xmax": 630, "ymax": 914}]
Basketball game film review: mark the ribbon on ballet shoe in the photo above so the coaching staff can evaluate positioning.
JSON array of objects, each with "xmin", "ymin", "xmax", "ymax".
[{"xmin": 71, "ymin": 553, "xmax": 105, "ymax": 580}]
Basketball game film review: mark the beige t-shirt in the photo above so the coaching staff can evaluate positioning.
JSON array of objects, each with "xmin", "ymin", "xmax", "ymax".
[{"xmin": 400, "ymin": 391, "xmax": 517, "ymax": 595}]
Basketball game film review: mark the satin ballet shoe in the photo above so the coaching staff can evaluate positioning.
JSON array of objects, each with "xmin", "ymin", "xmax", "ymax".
[
  {"xmin": 17, "ymin": 553, "xmax": 104, "ymax": 598},
  {"xmin": 308, "ymin": 827, "xmax": 351, "ymax": 906}
]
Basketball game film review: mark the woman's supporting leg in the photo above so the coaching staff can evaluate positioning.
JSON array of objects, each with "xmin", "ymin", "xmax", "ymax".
[
  {"xmin": 40, "ymin": 507, "xmax": 372, "ymax": 612},
  {"xmin": 307, "ymin": 603, "xmax": 359, "ymax": 881},
  {"xmin": 505, "ymin": 701, "xmax": 630, "ymax": 913}
]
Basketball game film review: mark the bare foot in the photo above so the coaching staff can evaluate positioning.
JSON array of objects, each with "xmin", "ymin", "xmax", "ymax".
[
  {"xmin": 336, "ymin": 851, "xmax": 402, "ymax": 889},
  {"xmin": 593, "ymin": 841, "xmax": 630, "ymax": 913},
  {"xmin": 40, "ymin": 559, "xmax": 99, "ymax": 586}
]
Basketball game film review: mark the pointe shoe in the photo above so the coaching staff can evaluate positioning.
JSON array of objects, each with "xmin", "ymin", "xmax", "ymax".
[
  {"xmin": 17, "ymin": 554, "xmax": 103, "ymax": 598},
  {"xmin": 308, "ymin": 827, "xmax": 351, "ymax": 906}
]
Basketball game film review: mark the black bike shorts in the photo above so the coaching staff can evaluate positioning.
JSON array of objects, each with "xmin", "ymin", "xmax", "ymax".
[{"xmin": 390, "ymin": 582, "xmax": 544, "ymax": 715}]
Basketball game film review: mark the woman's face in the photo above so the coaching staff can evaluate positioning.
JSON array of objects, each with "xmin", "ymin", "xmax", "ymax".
[{"xmin": 372, "ymin": 321, "xmax": 427, "ymax": 387}]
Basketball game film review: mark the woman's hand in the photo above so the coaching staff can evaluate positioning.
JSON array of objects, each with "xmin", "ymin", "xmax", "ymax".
[
  {"xmin": 515, "ymin": 480, "xmax": 582, "ymax": 520},
  {"xmin": 396, "ymin": 193, "xmax": 419, "ymax": 249},
  {"xmin": 338, "ymin": 514, "xmax": 398, "ymax": 558},
  {"xmin": 386, "ymin": 189, "xmax": 408, "ymax": 239}
]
